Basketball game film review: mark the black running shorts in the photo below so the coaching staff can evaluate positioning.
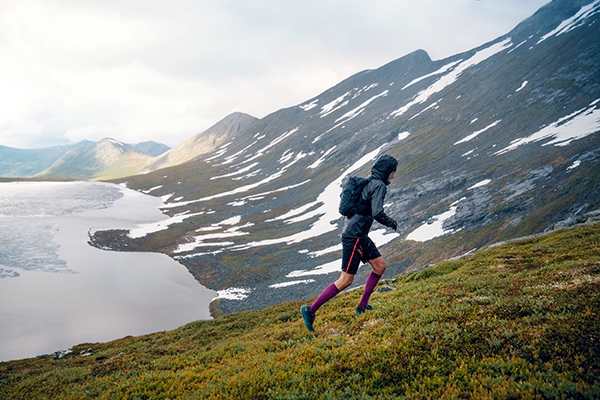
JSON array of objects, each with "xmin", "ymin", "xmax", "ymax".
[{"xmin": 341, "ymin": 236, "xmax": 381, "ymax": 275}]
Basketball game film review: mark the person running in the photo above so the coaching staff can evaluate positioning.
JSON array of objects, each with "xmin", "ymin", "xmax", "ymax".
[{"xmin": 301, "ymin": 154, "xmax": 399, "ymax": 332}]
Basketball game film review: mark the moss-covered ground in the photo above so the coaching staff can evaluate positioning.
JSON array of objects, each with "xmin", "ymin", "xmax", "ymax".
[{"xmin": 1, "ymin": 223, "xmax": 599, "ymax": 399}]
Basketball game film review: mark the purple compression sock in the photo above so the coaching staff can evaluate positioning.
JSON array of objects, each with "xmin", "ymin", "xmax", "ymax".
[
  {"xmin": 358, "ymin": 272, "xmax": 382, "ymax": 309},
  {"xmin": 309, "ymin": 283, "xmax": 340, "ymax": 314}
]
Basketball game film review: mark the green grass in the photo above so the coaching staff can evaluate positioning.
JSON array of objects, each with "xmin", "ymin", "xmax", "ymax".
[{"xmin": 2, "ymin": 223, "xmax": 599, "ymax": 399}]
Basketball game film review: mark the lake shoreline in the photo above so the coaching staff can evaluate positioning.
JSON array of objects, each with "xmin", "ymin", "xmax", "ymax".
[{"xmin": 0, "ymin": 181, "xmax": 216, "ymax": 362}]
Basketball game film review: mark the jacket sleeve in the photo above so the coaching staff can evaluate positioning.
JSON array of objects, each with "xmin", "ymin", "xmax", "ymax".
[{"xmin": 369, "ymin": 181, "xmax": 397, "ymax": 229}]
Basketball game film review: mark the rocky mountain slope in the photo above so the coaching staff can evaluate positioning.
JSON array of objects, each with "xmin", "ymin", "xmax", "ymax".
[
  {"xmin": 2, "ymin": 113, "xmax": 257, "ymax": 180},
  {"xmin": 91, "ymin": 0, "xmax": 600, "ymax": 316},
  {"xmin": 140, "ymin": 112, "xmax": 259, "ymax": 174}
]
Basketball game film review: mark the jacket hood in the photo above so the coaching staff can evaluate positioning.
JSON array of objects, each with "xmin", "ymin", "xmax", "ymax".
[{"xmin": 371, "ymin": 154, "xmax": 398, "ymax": 185}]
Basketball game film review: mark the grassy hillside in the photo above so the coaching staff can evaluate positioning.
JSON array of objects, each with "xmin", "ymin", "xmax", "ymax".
[{"xmin": 2, "ymin": 223, "xmax": 599, "ymax": 399}]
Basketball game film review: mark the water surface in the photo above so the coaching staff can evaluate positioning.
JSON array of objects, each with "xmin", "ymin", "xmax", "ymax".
[{"xmin": 0, "ymin": 181, "xmax": 216, "ymax": 362}]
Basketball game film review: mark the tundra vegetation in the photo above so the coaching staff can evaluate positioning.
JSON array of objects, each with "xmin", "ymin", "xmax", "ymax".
[{"xmin": 1, "ymin": 222, "xmax": 599, "ymax": 399}]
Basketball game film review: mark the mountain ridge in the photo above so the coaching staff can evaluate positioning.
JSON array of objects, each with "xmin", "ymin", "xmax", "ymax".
[
  {"xmin": 34, "ymin": 138, "xmax": 158, "ymax": 181},
  {"xmin": 139, "ymin": 112, "xmax": 259, "ymax": 174},
  {"xmin": 87, "ymin": 0, "xmax": 600, "ymax": 317}
]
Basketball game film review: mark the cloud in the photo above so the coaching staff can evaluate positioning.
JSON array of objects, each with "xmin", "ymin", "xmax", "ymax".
[{"xmin": 0, "ymin": 0, "xmax": 549, "ymax": 149}]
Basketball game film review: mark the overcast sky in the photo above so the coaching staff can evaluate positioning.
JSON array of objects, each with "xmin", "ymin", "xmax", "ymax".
[{"xmin": 0, "ymin": 0, "xmax": 551, "ymax": 149}]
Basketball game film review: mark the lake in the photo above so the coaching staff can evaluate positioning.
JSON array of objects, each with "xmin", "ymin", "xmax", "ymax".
[{"xmin": 0, "ymin": 181, "xmax": 216, "ymax": 362}]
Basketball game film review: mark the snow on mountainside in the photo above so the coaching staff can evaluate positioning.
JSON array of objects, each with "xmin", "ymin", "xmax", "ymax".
[{"xmin": 92, "ymin": 0, "xmax": 600, "ymax": 316}]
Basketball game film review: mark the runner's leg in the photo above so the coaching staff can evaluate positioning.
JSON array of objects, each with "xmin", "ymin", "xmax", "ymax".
[{"xmin": 358, "ymin": 257, "xmax": 386, "ymax": 309}]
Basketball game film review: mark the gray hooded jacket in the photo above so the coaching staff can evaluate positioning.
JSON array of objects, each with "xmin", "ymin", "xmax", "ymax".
[{"xmin": 342, "ymin": 154, "xmax": 398, "ymax": 238}]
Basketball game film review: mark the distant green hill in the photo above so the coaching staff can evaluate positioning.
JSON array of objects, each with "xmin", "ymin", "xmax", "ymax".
[
  {"xmin": 2, "ymin": 222, "xmax": 598, "ymax": 399},
  {"xmin": 0, "ymin": 142, "xmax": 90, "ymax": 178},
  {"xmin": 0, "ymin": 140, "xmax": 170, "ymax": 179},
  {"xmin": 35, "ymin": 138, "xmax": 157, "ymax": 181}
]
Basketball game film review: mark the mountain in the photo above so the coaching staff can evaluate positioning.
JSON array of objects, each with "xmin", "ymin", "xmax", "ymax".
[
  {"xmin": 139, "ymin": 112, "xmax": 259, "ymax": 174},
  {"xmin": 91, "ymin": 0, "xmax": 600, "ymax": 316},
  {"xmin": 35, "ymin": 138, "xmax": 159, "ymax": 180},
  {"xmin": 0, "ymin": 140, "xmax": 171, "ymax": 179},
  {"xmin": 3, "ymin": 222, "xmax": 599, "ymax": 397},
  {"xmin": 132, "ymin": 141, "xmax": 171, "ymax": 157},
  {"xmin": 0, "ymin": 141, "xmax": 91, "ymax": 178}
]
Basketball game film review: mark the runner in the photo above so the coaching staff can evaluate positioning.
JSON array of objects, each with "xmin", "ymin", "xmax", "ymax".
[{"xmin": 301, "ymin": 154, "xmax": 399, "ymax": 331}]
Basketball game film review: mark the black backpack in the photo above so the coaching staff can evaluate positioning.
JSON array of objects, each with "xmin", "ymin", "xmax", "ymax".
[{"xmin": 339, "ymin": 176, "xmax": 372, "ymax": 217}]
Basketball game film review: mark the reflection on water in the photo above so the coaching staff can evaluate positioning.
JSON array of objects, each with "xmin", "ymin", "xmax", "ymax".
[{"xmin": 0, "ymin": 181, "xmax": 216, "ymax": 362}]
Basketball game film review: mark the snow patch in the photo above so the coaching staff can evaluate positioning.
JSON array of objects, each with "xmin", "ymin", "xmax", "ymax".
[
  {"xmin": 468, "ymin": 179, "xmax": 492, "ymax": 190},
  {"xmin": 309, "ymin": 146, "xmax": 337, "ymax": 169},
  {"xmin": 269, "ymin": 279, "xmax": 315, "ymax": 289},
  {"xmin": 402, "ymin": 60, "xmax": 462, "ymax": 90},
  {"xmin": 128, "ymin": 211, "xmax": 205, "ymax": 239},
  {"xmin": 537, "ymin": 0, "xmax": 600, "ymax": 44},
  {"xmin": 398, "ymin": 131, "xmax": 410, "ymax": 141},
  {"xmin": 215, "ymin": 287, "xmax": 251, "ymax": 301},
  {"xmin": 320, "ymin": 92, "xmax": 351, "ymax": 117},
  {"xmin": 454, "ymin": 120, "xmax": 502, "ymax": 145},
  {"xmin": 299, "ymin": 99, "xmax": 319, "ymax": 111},
  {"xmin": 496, "ymin": 99, "xmax": 600, "ymax": 154},
  {"xmin": 516, "ymin": 81, "xmax": 528, "ymax": 92},
  {"xmin": 567, "ymin": 160, "xmax": 581, "ymax": 171},
  {"xmin": 406, "ymin": 198, "xmax": 465, "ymax": 242},
  {"xmin": 391, "ymin": 39, "xmax": 512, "ymax": 118}
]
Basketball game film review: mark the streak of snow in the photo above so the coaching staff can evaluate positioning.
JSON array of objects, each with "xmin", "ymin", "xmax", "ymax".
[
  {"xmin": 507, "ymin": 39, "xmax": 527, "ymax": 54},
  {"xmin": 454, "ymin": 120, "xmax": 502, "ymax": 145},
  {"xmin": 128, "ymin": 211, "xmax": 205, "ymax": 239},
  {"xmin": 537, "ymin": 0, "xmax": 600, "ymax": 44},
  {"xmin": 174, "ymin": 221, "xmax": 253, "ymax": 253},
  {"xmin": 567, "ymin": 160, "xmax": 581, "ymax": 171},
  {"xmin": 269, "ymin": 279, "xmax": 315, "ymax": 289},
  {"xmin": 232, "ymin": 169, "xmax": 261, "ymax": 180},
  {"xmin": 204, "ymin": 142, "xmax": 233, "ymax": 162},
  {"xmin": 409, "ymin": 99, "xmax": 442, "ymax": 120},
  {"xmin": 406, "ymin": 198, "xmax": 465, "ymax": 242},
  {"xmin": 516, "ymin": 81, "xmax": 528, "ymax": 92},
  {"xmin": 335, "ymin": 90, "xmax": 388, "ymax": 125},
  {"xmin": 307, "ymin": 244, "xmax": 342, "ymax": 257},
  {"xmin": 309, "ymin": 146, "xmax": 337, "ymax": 169},
  {"xmin": 195, "ymin": 149, "xmax": 304, "ymax": 202},
  {"xmin": 401, "ymin": 60, "xmax": 462, "ymax": 90},
  {"xmin": 214, "ymin": 287, "xmax": 250, "ymax": 301},
  {"xmin": 210, "ymin": 162, "xmax": 260, "ymax": 180},
  {"xmin": 286, "ymin": 259, "xmax": 340, "ymax": 278},
  {"xmin": 299, "ymin": 99, "xmax": 319, "ymax": 111},
  {"xmin": 142, "ymin": 185, "xmax": 163, "ymax": 193},
  {"xmin": 391, "ymin": 39, "xmax": 512, "ymax": 118},
  {"xmin": 320, "ymin": 92, "xmax": 352, "ymax": 117},
  {"xmin": 496, "ymin": 99, "xmax": 600, "ymax": 154},
  {"xmin": 468, "ymin": 179, "xmax": 492, "ymax": 190}
]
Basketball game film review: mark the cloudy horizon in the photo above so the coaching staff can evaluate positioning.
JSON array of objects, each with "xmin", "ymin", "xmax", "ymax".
[{"xmin": 0, "ymin": 0, "xmax": 550, "ymax": 149}]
